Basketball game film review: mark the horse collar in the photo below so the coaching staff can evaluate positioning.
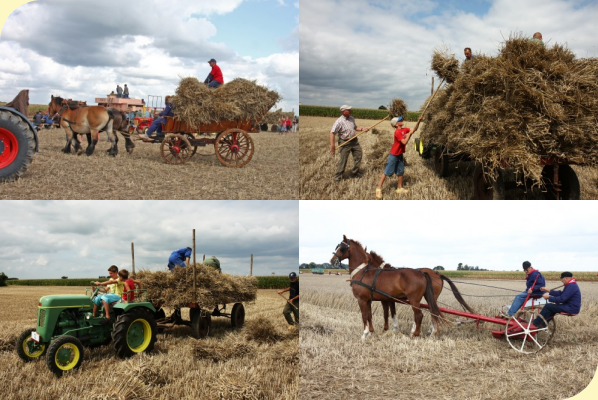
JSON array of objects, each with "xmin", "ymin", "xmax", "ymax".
[{"xmin": 350, "ymin": 262, "xmax": 368, "ymax": 279}]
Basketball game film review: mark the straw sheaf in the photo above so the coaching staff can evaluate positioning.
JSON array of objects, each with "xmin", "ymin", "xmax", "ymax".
[
  {"xmin": 171, "ymin": 77, "xmax": 281, "ymax": 127},
  {"xmin": 431, "ymin": 47, "xmax": 460, "ymax": 84},
  {"xmin": 137, "ymin": 265, "xmax": 257, "ymax": 308},
  {"xmin": 421, "ymin": 35, "xmax": 598, "ymax": 184},
  {"xmin": 388, "ymin": 99, "xmax": 407, "ymax": 118}
]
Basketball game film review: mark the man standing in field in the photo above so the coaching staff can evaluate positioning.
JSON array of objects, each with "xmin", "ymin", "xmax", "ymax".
[
  {"xmin": 278, "ymin": 272, "xmax": 299, "ymax": 330},
  {"xmin": 330, "ymin": 105, "xmax": 369, "ymax": 182}
]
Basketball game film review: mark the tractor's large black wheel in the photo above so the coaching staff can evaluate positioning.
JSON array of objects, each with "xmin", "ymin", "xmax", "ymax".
[
  {"xmin": 190, "ymin": 308, "xmax": 211, "ymax": 339},
  {"xmin": 433, "ymin": 147, "xmax": 450, "ymax": 177},
  {"xmin": 214, "ymin": 128, "xmax": 254, "ymax": 167},
  {"xmin": 473, "ymin": 165, "xmax": 505, "ymax": 200},
  {"xmin": 112, "ymin": 308, "xmax": 157, "ymax": 358},
  {"xmin": 541, "ymin": 165, "xmax": 580, "ymax": 200},
  {"xmin": 16, "ymin": 328, "xmax": 46, "ymax": 362},
  {"xmin": 46, "ymin": 335, "xmax": 84, "ymax": 377},
  {"xmin": 231, "ymin": 303, "xmax": 246, "ymax": 329},
  {"xmin": 0, "ymin": 109, "xmax": 36, "ymax": 182}
]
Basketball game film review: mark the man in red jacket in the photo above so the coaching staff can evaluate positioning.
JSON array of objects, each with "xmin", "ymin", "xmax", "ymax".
[{"xmin": 205, "ymin": 58, "xmax": 224, "ymax": 88}]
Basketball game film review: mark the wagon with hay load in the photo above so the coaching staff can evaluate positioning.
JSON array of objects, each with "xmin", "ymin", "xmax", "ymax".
[
  {"xmin": 138, "ymin": 264, "xmax": 257, "ymax": 339},
  {"xmin": 418, "ymin": 37, "xmax": 598, "ymax": 199},
  {"xmin": 139, "ymin": 77, "xmax": 280, "ymax": 167}
]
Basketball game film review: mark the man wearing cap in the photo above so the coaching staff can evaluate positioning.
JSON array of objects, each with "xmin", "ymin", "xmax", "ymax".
[
  {"xmin": 167, "ymin": 247, "xmax": 192, "ymax": 272},
  {"xmin": 501, "ymin": 261, "xmax": 545, "ymax": 318},
  {"xmin": 278, "ymin": 272, "xmax": 299, "ymax": 329},
  {"xmin": 204, "ymin": 59, "xmax": 224, "ymax": 88},
  {"xmin": 330, "ymin": 105, "xmax": 369, "ymax": 182},
  {"xmin": 375, "ymin": 115, "xmax": 422, "ymax": 199},
  {"xmin": 530, "ymin": 272, "xmax": 581, "ymax": 329}
]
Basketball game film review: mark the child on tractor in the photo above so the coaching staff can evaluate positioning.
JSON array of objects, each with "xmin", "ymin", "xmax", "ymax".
[
  {"xmin": 92, "ymin": 265, "xmax": 125, "ymax": 323},
  {"xmin": 119, "ymin": 269, "xmax": 142, "ymax": 302}
]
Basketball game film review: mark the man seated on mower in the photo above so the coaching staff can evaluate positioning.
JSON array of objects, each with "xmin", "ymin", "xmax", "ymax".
[
  {"xmin": 502, "ymin": 261, "xmax": 545, "ymax": 318},
  {"xmin": 140, "ymin": 96, "xmax": 174, "ymax": 139},
  {"xmin": 92, "ymin": 265, "xmax": 125, "ymax": 323},
  {"xmin": 530, "ymin": 271, "xmax": 581, "ymax": 329}
]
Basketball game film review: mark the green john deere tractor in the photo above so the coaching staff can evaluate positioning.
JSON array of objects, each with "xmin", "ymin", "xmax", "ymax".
[{"xmin": 16, "ymin": 284, "xmax": 157, "ymax": 377}]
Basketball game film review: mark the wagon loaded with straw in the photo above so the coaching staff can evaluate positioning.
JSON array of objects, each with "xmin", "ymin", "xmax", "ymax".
[
  {"xmin": 137, "ymin": 264, "xmax": 257, "ymax": 339},
  {"xmin": 140, "ymin": 77, "xmax": 280, "ymax": 167},
  {"xmin": 416, "ymin": 36, "xmax": 598, "ymax": 199}
]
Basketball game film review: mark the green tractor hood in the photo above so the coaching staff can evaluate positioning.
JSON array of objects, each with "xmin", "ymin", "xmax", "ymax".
[{"xmin": 39, "ymin": 294, "xmax": 94, "ymax": 309}]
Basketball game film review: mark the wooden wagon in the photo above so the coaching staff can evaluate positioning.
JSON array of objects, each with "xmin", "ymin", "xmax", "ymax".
[{"xmin": 140, "ymin": 116, "xmax": 259, "ymax": 167}]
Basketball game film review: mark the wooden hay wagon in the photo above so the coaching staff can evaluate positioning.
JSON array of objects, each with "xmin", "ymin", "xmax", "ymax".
[{"xmin": 139, "ymin": 116, "xmax": 258, "ymax": 167}]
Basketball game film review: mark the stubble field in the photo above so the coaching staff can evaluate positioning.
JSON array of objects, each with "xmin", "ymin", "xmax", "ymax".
[
  {"xmin": 299, "ymin": 116, "xmax": 598, "ymax": 200},
  {"xmin": 299, "ymin": 274, "xmax": 598, "ymax": 400},
  {"xmin": 0, "ymin": 286, "xmax": 297, "ymax": 400},
  {"xmin": 1, "ymin": 127, "xmax": 298, "ymax": 199}
]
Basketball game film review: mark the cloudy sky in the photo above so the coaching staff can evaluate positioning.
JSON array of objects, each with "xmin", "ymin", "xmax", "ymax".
[
  {"xmin": 0, "ymin": 200, "xmax": 298, "ymax": 279},
  {"xmin": 300, "ymin": 0, "xmax": 598, "ymax": 111},
  {"xmin": 0, "ymin": 0, "xmax": 298, "ymax": 112},
  {"xmin": 300, "ymin": 201, "xmax": 598, "ymax": 273}
]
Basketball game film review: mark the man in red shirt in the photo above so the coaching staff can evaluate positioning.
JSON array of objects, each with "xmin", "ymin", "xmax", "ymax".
[
  {"xmin": 375, "ymin": 115, "xmax": 422, "ymax": 199},
  {"xmin": 205, "ymin": 58, "xmax": 224, "ymax": 88}
]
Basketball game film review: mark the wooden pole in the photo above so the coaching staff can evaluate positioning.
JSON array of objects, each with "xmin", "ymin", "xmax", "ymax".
[
  {"xmin": 131, "ymin": 242, "xmax": 135, "ymax": 279},
  {"xmin": 336, "ymin": 115, "xmax": 390, "ymax": 150},
  {"xmin": 250, "ymin": 254, "xmax": 253, "ymax": 276},
  {"xmin": 431, "ymin": 77, "xmax": 434, "ymax": 96},
  {"xmin": 193, "ymin": 229, "xmax": 196, "ymax": 303}
]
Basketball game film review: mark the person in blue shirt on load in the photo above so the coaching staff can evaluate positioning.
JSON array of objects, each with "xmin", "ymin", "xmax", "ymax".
[
  {"xmin": 168, "ymin": 247, "xmax": 192, "ymax": 272},
  {"xmin": 530, "ymin": 271, "xmax": 581, "ymax": 329},
  {"xmin": 502, "ymin": 261, "xmax": 545, "ymax": 318}
]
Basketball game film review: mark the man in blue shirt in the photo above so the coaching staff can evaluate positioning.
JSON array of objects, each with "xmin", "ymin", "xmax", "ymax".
[
  {"xmin": 531, "ymin": 271, "xmax": 581, "ymax": 329},
  {"xmin": 140, "ymin": 97, "xmax": 174, "ymax": 139},
  {"xmin": 502, "ymin": 261, "xmax": 545, "ymax": 318},
  {"xmin": 168, "ymin": 247, "xmax": 192, "ymax": 272}
]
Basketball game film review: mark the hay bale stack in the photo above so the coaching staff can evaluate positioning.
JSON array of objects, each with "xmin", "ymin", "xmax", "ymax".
[
  {"xmin": 431, "ymin": 47, "xmax": 460, "ymax": 84},
  {"xmin": 170, "ymin": 77, "xmax": 281, "ymax": 127},
  {"xmin": 421, "ymin": 35, "xmax": 598, "ymax": 183},
  {"xmin": 137, "ymin": 264, "xmax": 257, "ymax": 309},
  {"xmin": 388, "ymin": 98, "xmax": 407, "ymax": 118}
]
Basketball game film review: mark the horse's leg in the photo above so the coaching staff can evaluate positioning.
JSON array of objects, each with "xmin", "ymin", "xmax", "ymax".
[
  {"xmin": 62, "ymin": 128, "xmax": 73, "ymax": 154},
  {"xmin": 108, "ymin": 130, "xmax": 119, "ymax": 156},
  {"xmin": 390, "ymin": 302, "xmax": 399, "ymax": 331},
  {"xmin": 121, "ymin": 130, "xmax": 135, "ymax": 154},
  {"xmin": 382, "ymin": 301, "xmax": 390, "ymax": 332},
  {"xmin": 85, "ymin": 129, "xmax": 99, "ymax": 156},
  {"xmin": 410, "ymin": 304, "xmax": 423, "ymax": 337},
  {"xmin": 358, "ymin": 298, "xmax": 373, "ymax": 340}
]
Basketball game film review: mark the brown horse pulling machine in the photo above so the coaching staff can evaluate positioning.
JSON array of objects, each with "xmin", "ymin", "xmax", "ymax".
[{"xmin": 331, "ymin": 236, "xmax": 567, "ymax": 354}]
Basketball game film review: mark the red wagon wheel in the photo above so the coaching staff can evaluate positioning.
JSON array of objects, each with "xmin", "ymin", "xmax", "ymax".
[
  {"xmin": 214, "ymin": 128, "xmax": 254, "ymax": 167},
  {"xmin": 505, "ymin": 309, "xmax": 555, "ymax": 354},
  {"xmin": 160, "ymin": 133, "xmax": 192, "ymax": 165}
]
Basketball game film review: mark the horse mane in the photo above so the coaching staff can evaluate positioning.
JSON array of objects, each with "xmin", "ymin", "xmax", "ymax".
[
  {"xmin": 369, "ymin": 251, "xmax": 385, "ymax": 265},
  {"xmin": 51, "ymin": 95, "xmax": 64, "ymax": 106}
]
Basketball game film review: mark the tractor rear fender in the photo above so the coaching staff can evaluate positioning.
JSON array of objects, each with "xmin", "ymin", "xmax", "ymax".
[{"xmin": 113, "ymin": 302, "xmax": 156, "ymax": 314}]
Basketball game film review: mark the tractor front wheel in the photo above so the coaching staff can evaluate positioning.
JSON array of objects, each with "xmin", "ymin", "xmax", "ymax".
[
  {"xmin": 16, "ymin": 328, "xmax": 46, "ymax": 362},
  {"xmin": 112, "ymin": 308, "xmax": 157, "ymax": 358},
  {"xmin": 46, "ymin": 335, "xmax": 84, "ymax": 377}
]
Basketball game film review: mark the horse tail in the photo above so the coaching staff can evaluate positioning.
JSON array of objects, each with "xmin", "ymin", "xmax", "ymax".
[
  {"xmin": 440, "ymin": 275, "xmax": 475, "ymax": 314},
  {"xmin": 422, "ymin": 272, "xmax": 444, "ymax": 325}
]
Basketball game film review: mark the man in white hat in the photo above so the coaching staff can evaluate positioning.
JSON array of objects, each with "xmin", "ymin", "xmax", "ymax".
[{"xmin": 330, "ymin": 105, "xmax": 369, "ymax": 182}]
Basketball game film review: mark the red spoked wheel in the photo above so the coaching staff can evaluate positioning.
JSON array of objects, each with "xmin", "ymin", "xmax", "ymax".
[
  {"xmin": 160, "ymin": 133, "xmax": 192, "ymax": 165},
  {"xmin": 0, "ymin": 127, "xmax": 19, "ymax": 169},
  {"xmin": 214, "ymin": 128, "xmax": 254, "ymax": 167}
]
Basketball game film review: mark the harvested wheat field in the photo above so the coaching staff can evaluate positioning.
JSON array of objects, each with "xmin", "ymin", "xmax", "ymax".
[
  {"xmin": 0, "ymin": 127, "xmax": 298, "ymax": 200},
  {"xmin": 300, "ymin": 274, "xmax": 598, "ymax": 400},
  {"xmin": 299, "ymin": 116, "xmax": 598, "ymax": 199},
  {"xmin": 0, "ymin": 286, "xmax": 297, "ymax": 400}
]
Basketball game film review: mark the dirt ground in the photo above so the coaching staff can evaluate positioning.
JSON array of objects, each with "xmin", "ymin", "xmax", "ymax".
[
  {"xmin": 300, "ymin": 274, "xmax": 598, "ymax": 400},
  {"xmin": 1, "ymin": 127, "xmax": 299, "ymax": 199},
  {"xmin": 300, "ymin": 116, "xmax": 598, "ymax": 200}
]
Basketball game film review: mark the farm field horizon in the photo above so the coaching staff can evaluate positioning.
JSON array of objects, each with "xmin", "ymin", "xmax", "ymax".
[
  {"xmin": 300, "ymin": 274, "xmax": 598, "ymax": 400},
  {"xmin": 299, "ymin": 116, "xmax": 598, "ymax": 200},
  {"xmin": 0, "ymin": 285, "xmax": 297, "ymax": 400}
]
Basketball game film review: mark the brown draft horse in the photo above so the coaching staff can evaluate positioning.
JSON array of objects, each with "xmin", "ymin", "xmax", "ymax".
[
  {"xmin": 48, "ymin": 95, "xmax": 134, "ymax": 156},
  {"xmin": 331, "ymin": 235, "xmax": 474, "ymax": 340},
  {"xmin": 368, "ymin": 250, "xmax": 474, "ymax": 335}
]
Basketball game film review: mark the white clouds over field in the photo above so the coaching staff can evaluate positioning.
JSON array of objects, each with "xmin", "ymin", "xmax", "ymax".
[
  {"xmin": 0, "ymin": 201, "xmax": 299, "ymax": 279},
  {"xmin": 0, "ymin": 0, "xmax": 298, "ymax": 112},
  {"xmin": 300, "ymin": 201, "xmax": 598, "ymax": 272},
  {"xmin": 299, "ymin": 0, "xmax": 598, "ymax": 111}
]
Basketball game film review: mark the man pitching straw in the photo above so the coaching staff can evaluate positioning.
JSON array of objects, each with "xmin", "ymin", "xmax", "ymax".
[
  {"xmin": 330, "ymin": 105, "xmax": 369, "ymax": 182},
  {"xmin": 278, "ymin": 272, "xmax": 299, "ymax": 330}
]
